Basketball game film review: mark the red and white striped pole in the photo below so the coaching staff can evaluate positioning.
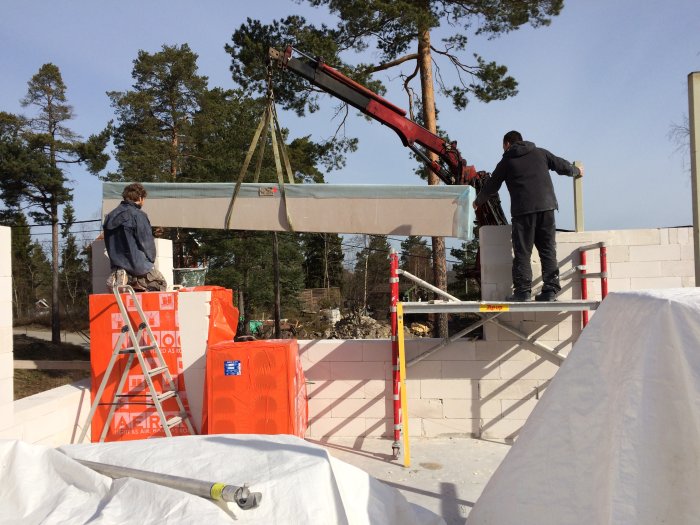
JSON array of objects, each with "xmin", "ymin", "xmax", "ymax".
[
  {"xmin": 600, "ymin": 245, "xmax": 608, "ymax": 299},
  {"xmin": 389, "ymin": 250, "xmax": 401, "ymax": 458},
  {"xmin": 580, "ymin": 249, "xmax": 589, "ymax": 327}
]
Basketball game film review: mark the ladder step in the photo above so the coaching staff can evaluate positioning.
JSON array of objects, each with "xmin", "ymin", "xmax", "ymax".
[
  {"xmin": 78, "ymin": 283, "xmax": 197, "ymax": 444},
  {"xmin": 156, "ymin": 390, "xmax": 177, "ymax": 403},
  {"xmin": 148, "ymin": 366, "xmax": 169, "ymax": 377},
  {"xmin": 118, "ymin": 344, "xmax": 157, "ymax": 354},
  {"xmin": 166, "ymin": 415, "xmax": 183, "ymax": 428}
]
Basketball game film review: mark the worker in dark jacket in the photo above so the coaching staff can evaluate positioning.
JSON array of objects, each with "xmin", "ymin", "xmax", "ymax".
[
  {"xmin": 473, "ymin": 131, "xmax": 583, "ymax": 302},
  {"xmin": 103, "ymin": 183, "xmax": 167, "ymax": 292}
]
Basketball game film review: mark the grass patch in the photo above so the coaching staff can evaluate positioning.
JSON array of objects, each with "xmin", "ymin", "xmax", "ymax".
[{"xmin": 13, "ymin": 334, "xmax": 90, "ymax": 400}]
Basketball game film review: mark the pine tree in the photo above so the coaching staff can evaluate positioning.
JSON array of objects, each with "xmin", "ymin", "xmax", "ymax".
[
  {"xmin": 0, "ymin": 65, "xmax": 108, "ymax": 342},
  {"xmin": 228, "ymin": 1, "xmax": 563, "ymax": 335},
  {"xmin": 60, "ymin": 203, "xmax": 89, "ymax": 324},
  {"xmin": 106, "ymin": 45, "xmax": 338, "ymax": 330},
  {"xmin": 399, "ymin": 236, "xmax": 432, "ymax": 301},
  {"xmin": 349, "ymin": 235, "xmax": 391, "ymax": 317},
  {"xmin": 450, "ymin": 238, "xmax": 480, "ymax": 300},
  {"xmin": 300, "ymin": 233, "xmax": 344, "ymax": 289}
]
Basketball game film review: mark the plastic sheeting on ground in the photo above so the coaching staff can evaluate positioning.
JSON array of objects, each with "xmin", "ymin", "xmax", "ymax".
[
  {"xmin": 1, "ymin": 434, "xmax": 444, "ymax": 525},
  {"xmin": 468, "ymin": 289, "xmax": 700, "ymax": 525}
]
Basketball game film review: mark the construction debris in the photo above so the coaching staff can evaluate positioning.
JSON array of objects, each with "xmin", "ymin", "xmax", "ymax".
[{"xmin": 322, "ymin": 314, "xmax": 392, "ymax": 339}]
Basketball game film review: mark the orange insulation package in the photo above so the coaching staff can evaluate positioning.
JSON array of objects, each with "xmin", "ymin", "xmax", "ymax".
[
  {"xmin": 204, "ymin": 339, "xmax": 308, "ymax": 438},
  {"xmin": 88, "ymin": 287, "xmax": 238, "ymax": 442}
]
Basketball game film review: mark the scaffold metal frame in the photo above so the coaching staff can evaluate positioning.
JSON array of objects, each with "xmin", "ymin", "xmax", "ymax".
[{"xmin": 389, "ymin": 241, "xmax": 609, "ymax": 462}]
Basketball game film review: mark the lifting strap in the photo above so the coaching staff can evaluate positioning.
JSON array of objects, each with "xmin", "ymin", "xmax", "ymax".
[{"xmin": 225, "ymin": 70, "xmax": 295, "ymax": 231}]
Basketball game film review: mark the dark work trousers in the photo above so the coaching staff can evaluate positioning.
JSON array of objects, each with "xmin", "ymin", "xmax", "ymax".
[{"xmin": 510, "ymin": 210, "xmax": 560, "ymax": 294}]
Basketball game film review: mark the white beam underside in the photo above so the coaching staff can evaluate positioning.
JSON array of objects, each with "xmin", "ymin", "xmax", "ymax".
[{"xmin": 102, "ymin": 184, "xmax": 475, "ymax": 238}]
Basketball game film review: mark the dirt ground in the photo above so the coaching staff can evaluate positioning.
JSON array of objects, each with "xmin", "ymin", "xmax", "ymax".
[{"xmin": 13, "ymin": 334, "xmax": 90, "ymax": 400}]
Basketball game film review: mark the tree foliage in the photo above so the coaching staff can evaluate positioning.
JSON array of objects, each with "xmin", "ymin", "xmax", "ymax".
[
  {"xmin": 0, "ymin": 211, "xmax": 52, "ymax": 320},
  {"xmin": 228, "ymin": 1, "xmax": 562, "ymax": 116},
  {"xmin": 227, "ymin": 1, "xmax": 564, "ymax": 334},
  {"xmin": 60, "ymin": 203, "xmax": 89, "ymax": 323},
  {"xmin": 0, "ymin": 64, "xmax": 108, "ymax": 341},
  {"xmin": 399, "ymin": 235, "xmax": 432, "ymax": 301},
  {"xmin": 106, "ymin": 44, "xmax": 339, "ymax": 324},
  {"xmin": 346, "ymin": 234, "xmax": 391, "ymax": 315},
  {"xmin": 449, "ymin": 238, "xmax": 480, "ymax": 300},
  {"xmin": 202, "ymin": 231, "xmax": 304, "ymax": 320},
  {"xmin": 300, "ymin": 232, "xmax": 344, "ymax": 288}
]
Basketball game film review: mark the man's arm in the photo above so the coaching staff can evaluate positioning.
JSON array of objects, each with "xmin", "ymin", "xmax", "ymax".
[
  {"xmin": 543, "ymin": 149, "xmax": 581, "ymax": 178},
  {"xmin": 473, "ymin": 161, "xmax": 507, "ymax": 209}
]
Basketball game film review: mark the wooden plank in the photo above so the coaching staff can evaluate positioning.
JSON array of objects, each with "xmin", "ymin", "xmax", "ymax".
[{"xmin": 14, "ymin": 360, "xmax": 91, "ymax": 371}]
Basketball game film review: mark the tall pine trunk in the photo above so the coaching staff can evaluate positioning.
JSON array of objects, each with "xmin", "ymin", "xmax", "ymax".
[{"xmin": 418, "ymin": 28, "xmax": 448, "ymax": 338}]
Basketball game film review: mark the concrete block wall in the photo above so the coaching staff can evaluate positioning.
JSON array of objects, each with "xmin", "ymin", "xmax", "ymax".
[
  {"xmin": 0, "ymin": 380, "xmax": 91, "ymax": 446},
  {"xmin": 5, "ymin": 225, "xmax": 696, "ymax": 445},
  {"xmin": 91, "ymin": 238, "xmax": 174, "ymax": 293},
  {"xmin": 0, "ymin": 227, "xmax": 13, "ymax": 429},
  {"xmin": 302, "ymin": 226, "xmax": 696, "ymax": 442}
]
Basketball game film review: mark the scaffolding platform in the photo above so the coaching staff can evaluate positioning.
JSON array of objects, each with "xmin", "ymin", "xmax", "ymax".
[{"xmin": 401, "ymin": 299, "xmax": 600, "ymax": 315}]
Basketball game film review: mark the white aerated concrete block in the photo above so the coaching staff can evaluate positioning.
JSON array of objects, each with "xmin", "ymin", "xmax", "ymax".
[
  {"xmin": 0, "ymin": 227, "xmax": 10, "ymax": 277},
  {"xmin": 330, "ymin": 397, "xmax": 390, "ymax": 419},
  {"xmin": 630, "ymin": 276, "xmax": 683, "ymax": 289},
  {"xmin": 0, "ymin": 326, "xmax": 12, "ymax": 355},
  {"xmin": 91, "ymin": 239, "xmax": 111, "ymax": 294},
  {"xmin": 0, "ymin": 353, "xmax": 12, "ymax": 380},
  {"xmin": 479, "ymin": 379, "xmax": 540, "ymax": 400},
  {"xmin": 501, "ymin": 398, "xmax": 539, "ymax": 420},
  {"xmin": 361, "ymin": 340, "xmax": 392, "ymax": 361},
  {"xmin": 441, "ymin": 361, "xmax": 499, "ymax": 380},
  {"xmin": 422, "ymin": 417, "xmax": 476, "ymax": 437},
  {"xmin": 329, "ymin": 361, "xmax": 386, "ymax": 380},
  {"xmin": 499, "ymin": 359, "xmax": 560, "ymax": 381},
  {"xmin": 480, "ymin": 225, "xmax": 512, "ymax": 245},
  {"xmin": 420, "ymin": 378, "xmax": 474, "ymax": 400},
  {"xmin": 303, "ymin": 361, "xmax": 331, "ymax": 381},
  {"xmin": 0, "ymin": 379, "xmax": 13, "ymax": 407},
  {"xmin": 480, "ymin": 417, "xmax": 524, "ymax": 442},
  {"xmin": 0, "ymin": 278, "xmax": 11, "ymax": 304},
  {"xmin": 442, "ymin": 399, "xmax": 470, "ymax": 419},
  {"xmin": 363, "ymin": 418, "xmax": 392, "ymax": 437},
  {"xmin": 0, "ymin": 402, "xmax": 13, "ymax": 431},
  {"xmin": 409, "ymin": 398, "xmax": 444, "ymax": 419},
  {"xmin": 306, "ymin": 416, "xmax": 366, "ymax": 438},
  {"xmin": 305, "ymin": 340, "xmax": 363, "ymax": 362},
  {"xmin": 307, "ymin": 379, "xmax": 366, "ymax": 400},
  {"xmin": 629, "ymin": 244, "xmax": 681, "ymax": 262},
  {"xmin": 154, "ymin": 238, "xmax": 173, "ymax": 290}
]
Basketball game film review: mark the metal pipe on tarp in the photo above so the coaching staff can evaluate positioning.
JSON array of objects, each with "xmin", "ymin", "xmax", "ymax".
[{"xmin": 75, "ymin": 459, "xmax": 262, "ymax": 510}]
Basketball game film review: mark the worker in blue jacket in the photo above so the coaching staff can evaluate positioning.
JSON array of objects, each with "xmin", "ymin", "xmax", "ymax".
[
  {"xmin": 103, "ymin": 183, "xmax": 166, "ymax": 292},
  {"xmin": 473, "ymin": 131, "xmax": 583, "ymax": 302}
]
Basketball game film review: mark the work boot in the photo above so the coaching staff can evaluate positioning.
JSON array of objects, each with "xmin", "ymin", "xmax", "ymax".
[
  {"xmin": 505, "ymin": 291, "xmax": 531, "ymax": 302},
  {"xmin": 535, "ymin": 290, "xmax": 558, "ymax": 302}
]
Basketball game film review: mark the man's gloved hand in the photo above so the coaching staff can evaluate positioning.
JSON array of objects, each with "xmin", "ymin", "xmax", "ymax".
[{"xmin": 573, "ymin": 161, "xmax": 584, "ymax": 179}]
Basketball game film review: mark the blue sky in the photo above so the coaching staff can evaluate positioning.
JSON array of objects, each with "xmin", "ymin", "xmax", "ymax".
[{"xmin": 1, "ymin": 0, "xmax": 699, "ymax": 246}]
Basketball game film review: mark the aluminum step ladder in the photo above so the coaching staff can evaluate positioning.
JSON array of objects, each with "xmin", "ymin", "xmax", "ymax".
[{"xmin": 79, "ymin": 283, "xmax": 196, "ymax": 443}]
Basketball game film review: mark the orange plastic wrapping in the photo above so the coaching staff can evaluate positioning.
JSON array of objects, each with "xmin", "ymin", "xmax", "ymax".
[
  {"xmin": 181, "ymin": 286, "xmax": 238, "ymax": 345},
  {"xmin": 89, "ymin": 287, "xmax": 238, "ymax": 442},
  {"xmin": 204, "ymin": 339, "xmax": 308, "ymax": 437}
]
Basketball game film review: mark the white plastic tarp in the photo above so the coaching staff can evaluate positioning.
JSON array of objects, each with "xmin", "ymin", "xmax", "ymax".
[
  {"xmin": 468, "ymin": 289, "xmax": 700, "ymax": 525},
  {"xmin": 1, "ymin": 434, "xmax": 444, "ymax": 525}
]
